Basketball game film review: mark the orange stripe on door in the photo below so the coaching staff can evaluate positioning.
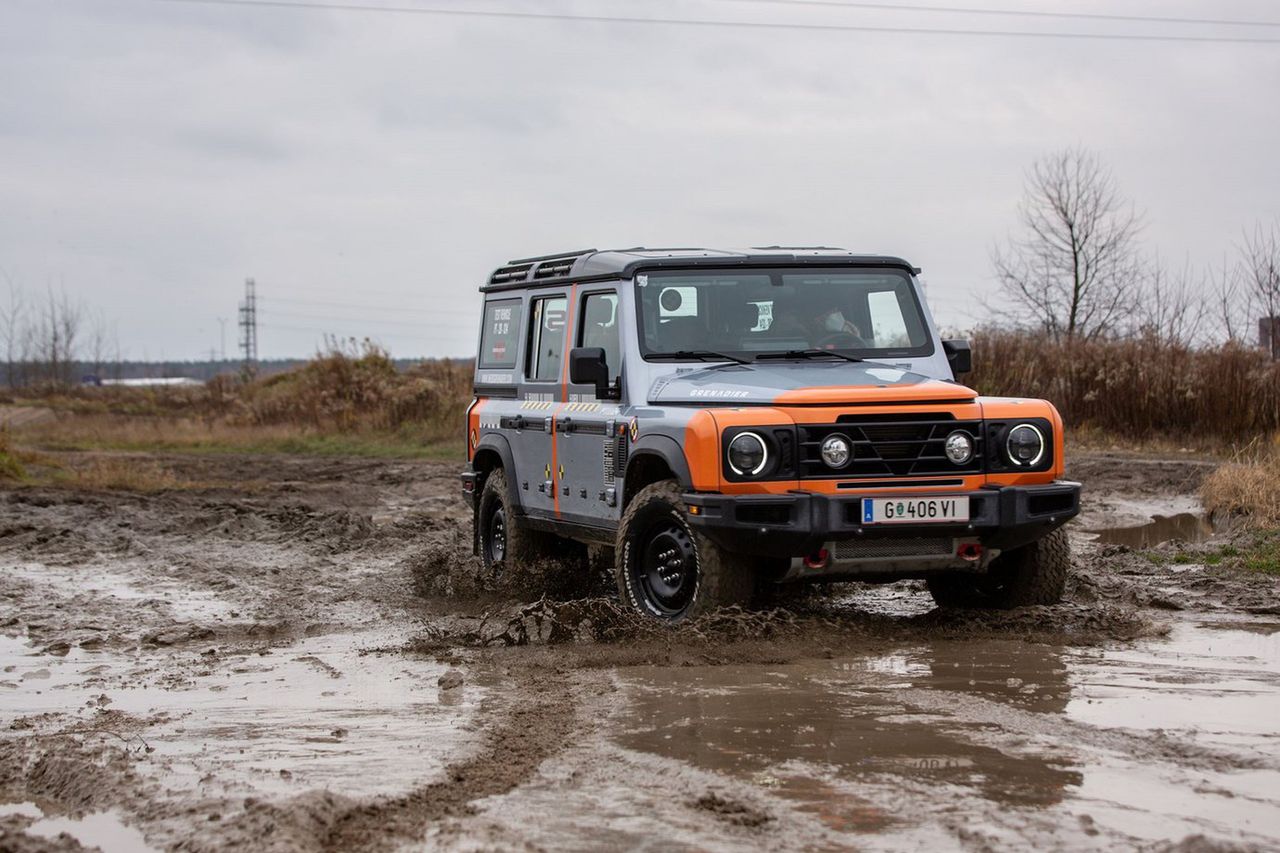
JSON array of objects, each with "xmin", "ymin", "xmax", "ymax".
[{"xmin": 552, "ymin": 285, "xmax": 578, "ymax": 517}]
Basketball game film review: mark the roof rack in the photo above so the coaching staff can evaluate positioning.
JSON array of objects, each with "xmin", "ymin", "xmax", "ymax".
[
  {"xmin": 749, "ymin": 245, "xmax": 845, "ymax": 251},
  {"xmin": 489, "ymin": 248, "xmax": 596, "ymax": 286}
]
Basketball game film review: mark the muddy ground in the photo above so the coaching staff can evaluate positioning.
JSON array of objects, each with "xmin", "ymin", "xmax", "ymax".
[{"xmin": 0, "ymin": 449, "xmax": 1277, "ymax": 851}]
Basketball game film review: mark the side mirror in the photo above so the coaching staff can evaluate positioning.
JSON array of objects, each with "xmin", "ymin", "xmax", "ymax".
[
  {"xmin": 943, "ymin": 339, "xmax": 972, "ymax": 376},
  {"xmin": 569, "ymin": 347, "xmax": 616, "ymax": 399}
]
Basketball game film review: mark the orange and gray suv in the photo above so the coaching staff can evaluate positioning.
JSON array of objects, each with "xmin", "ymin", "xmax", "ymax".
[{"xmin": 462, "ymin": 248, "xmax": 1079, "ymax": 621}]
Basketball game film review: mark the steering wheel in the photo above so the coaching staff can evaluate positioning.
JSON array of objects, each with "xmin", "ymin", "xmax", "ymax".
[{"xmin": 814, "ymin": 331, "xmax": 868, "ymax": 349}]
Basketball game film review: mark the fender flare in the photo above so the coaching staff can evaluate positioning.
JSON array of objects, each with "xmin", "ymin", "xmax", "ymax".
[
  {"xmin": 626, "ymin": 434, "xmax": 693, "ymax": 490},
  {"xmin": 472, "ymin": 433, "xmax": 522, "ymax": 507}
]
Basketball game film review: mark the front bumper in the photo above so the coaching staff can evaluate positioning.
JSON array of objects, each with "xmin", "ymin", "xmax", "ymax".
[{"xmin": 683, "ymin": 481, "xmax": 1081, "ymax": 560}]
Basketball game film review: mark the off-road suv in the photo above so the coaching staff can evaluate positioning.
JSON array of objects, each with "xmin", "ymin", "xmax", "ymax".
[{"xmin": 461, "ymin": 248, "xmax": 1080, "ymax": 621}]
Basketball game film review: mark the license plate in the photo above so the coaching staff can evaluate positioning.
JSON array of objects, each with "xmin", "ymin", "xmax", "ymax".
[{"xmin": 862, "ymin": 496, "xmax": 969, "ymax": 524}]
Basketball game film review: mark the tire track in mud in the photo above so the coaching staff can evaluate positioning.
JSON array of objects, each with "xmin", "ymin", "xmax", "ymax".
[
  {"xmin": 160, "ymin": 665, "xmax": 593, "ymax": 852},
  {"xmin": 895, "ymin": 687, "xmax": 1279, "ymax": 774},
  {"xmin": 318, "ymin": 666, "xmax": 588, "ymax": 851}
]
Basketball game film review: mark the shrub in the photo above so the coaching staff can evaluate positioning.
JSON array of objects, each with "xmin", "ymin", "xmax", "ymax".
[
  {"xmin": 0, "ymin": 431, "xmax": 25, "ymax": 481},
  {"xmin": 968, "ymin": 330, "xmax": 1280, "ymax": 443}
]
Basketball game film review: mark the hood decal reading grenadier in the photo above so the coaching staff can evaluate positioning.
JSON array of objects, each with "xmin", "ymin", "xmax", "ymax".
[{"xmin": 647, "ymin": 361, "xmax": 977, "ymax": 405}]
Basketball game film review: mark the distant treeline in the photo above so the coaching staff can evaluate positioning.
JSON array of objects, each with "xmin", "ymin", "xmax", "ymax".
[
  {"xmin": 968, "ymin": 330, "xmax": 1280, "ymax": 443},
  {"xmin": 1, "ymin": 357, "xmax": 465, "ymax": 387}
]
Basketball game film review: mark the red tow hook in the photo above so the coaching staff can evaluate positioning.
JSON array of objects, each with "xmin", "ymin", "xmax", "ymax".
[
  {"xmin": 803, "ymin": 548, "xmax": 831, "ymax": 570},
  {"xmin": 958, "ymin": 543, "xmax": 983, "ymax": 562}
]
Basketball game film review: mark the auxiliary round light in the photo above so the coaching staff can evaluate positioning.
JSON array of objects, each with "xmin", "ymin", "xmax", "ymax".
[
  {"xmin": 944, "ymin": 430, "xmax": 975, "ymax": 465},
  {"xmin": 1007, "ymin": 423, "xmax": 1046, "ymax": 467},
  {"xmin": 820, "ymin": 433, "xmax": 852, "ymax": 469},
  {"xmin": 727, "ymin": 432, "xmax": 769, "ymax": 476}
]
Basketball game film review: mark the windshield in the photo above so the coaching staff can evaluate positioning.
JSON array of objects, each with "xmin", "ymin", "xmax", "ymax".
[{"xmin": 636, "ymin": 267, "xmax": 933, "ymax": 361}]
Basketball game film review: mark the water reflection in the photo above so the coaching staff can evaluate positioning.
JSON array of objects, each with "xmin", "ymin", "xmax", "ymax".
[
  {"xmin": 1089, "ymin": 513, "xmax": 1216, "ymax": 548},
  {"xmin": 615, "ymin": 639, "xmax": 1079, "ymax": 832}
]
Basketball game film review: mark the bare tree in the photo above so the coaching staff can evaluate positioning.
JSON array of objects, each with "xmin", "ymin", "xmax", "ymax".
[
  {"xmin": 27, "ymin": 287, "xmax": 84, "ymax": 387},
  {"xmin": 1135, "ymin": 256, "xmax": 1206, "ymax": 346},
  {"xmin": 1205, "ymin": 252, "xmax": 1249, "ymax": 345},
  {"xmin": 1241, "ymin": 220, "xmax": 1280, "ymax": 359},
  {"xmin": 0, "ymin": 274, "xmax": 27, "ymax": 388},
  {"xmin": 991, "ymin": 148, "xmax": 1144, "ymax": 341}
]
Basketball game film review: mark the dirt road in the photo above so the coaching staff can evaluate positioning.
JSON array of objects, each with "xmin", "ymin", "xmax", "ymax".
[{"xmin": 1, "ymin": 450, "xmax": 1277, "ymax": 851}]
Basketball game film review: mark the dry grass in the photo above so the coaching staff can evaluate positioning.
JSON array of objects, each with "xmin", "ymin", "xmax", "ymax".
[
  {"xmin": 26, "ymin": 414, "xmax": 462, "ymax": 459},
  {"xmin": 10, "ymin": 333, "xmax": 1280, "ymax": 459},
  {"xmin": 0, "ymin": 430, "xmax": 25, "ymax": 481},
  {"xmin": 9, "ymin": 345, "xmax": 473, "ymax": 459},
  {"xmin": 969, "ymin": 330, "xmax": 1280, "ymax": 444},
  {"xmin": 54, "ymin": 456, "xmax": 187, "ymax": 492},
  {"xmin": 1202, "ymin": 446, "xmax": 1280, "ymax": 528},
  {"xmin": 4, "ymin": 447, "xmax": 264, "ymax": 493}
]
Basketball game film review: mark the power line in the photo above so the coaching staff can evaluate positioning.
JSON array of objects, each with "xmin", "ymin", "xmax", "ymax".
[
  {"xmin": 691, "ymin": 0, "xmax": 1280, "ymax": 29},
  {"xmin": 266, "ymin": 285, "xmax": 482, "ymax": 306},
  {"xmin": 148, "ymin": 0, "xmax": 1280, "ymax": 44},
  {"xmin": 259, "ymin": 308, "xmax": 463, "ymax": 330},
  {"xmin": 261, "ymin": 295, "xmax": 473, "ymax": 317},
  {"xmin": 260, "ymin": 321, "xmax": 445, "ymax": 338}
]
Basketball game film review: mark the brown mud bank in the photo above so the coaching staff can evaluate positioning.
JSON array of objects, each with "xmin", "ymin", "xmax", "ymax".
[{"xmin": 0, "ymin": 449, "xmax": 1277, "ymax": 850}]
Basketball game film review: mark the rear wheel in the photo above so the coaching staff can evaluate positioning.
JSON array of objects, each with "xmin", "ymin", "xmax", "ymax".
[
  {"xmin": 927, "ymin": 528, "xmax": 1069, "ymax": 609},
  {"xmin": 477, "ymin": 469, "xmax": 554, "ymax": 573},
  {"xmin": 616, "ymin": 480, "xmax": 755, "ymax": 621}
]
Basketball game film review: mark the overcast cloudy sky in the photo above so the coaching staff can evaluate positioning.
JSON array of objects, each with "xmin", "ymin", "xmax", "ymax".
[{"xmin": 2, "ymin": 0, "xmax": 1278, "ymax": 359}]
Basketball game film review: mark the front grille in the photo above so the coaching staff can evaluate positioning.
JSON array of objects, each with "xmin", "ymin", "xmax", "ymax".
[
  {"xmin": 798, "ymin": 414, "xmax": 983, "ymax": 479},
  {"xmin": 832, "ymin": 537, "xmax": 955, "ymax": 560}
]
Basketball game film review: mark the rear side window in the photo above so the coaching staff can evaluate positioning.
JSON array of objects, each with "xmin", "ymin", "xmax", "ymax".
[
  {"xmin": 478, "ymin": 300, "xmax": 522, "ymax": 369},
  {"xmin": 578, "ymin": 292, "xmax": 621, "ymax": 384},
  {"xmin": 527, "ymin": 296, "xmax": 568, "ymax": 381}
]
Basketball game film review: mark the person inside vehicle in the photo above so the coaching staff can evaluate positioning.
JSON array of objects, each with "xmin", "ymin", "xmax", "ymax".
[{"xmin": 809, "ymin": 302, "xmax": 869, "ymax": 347}]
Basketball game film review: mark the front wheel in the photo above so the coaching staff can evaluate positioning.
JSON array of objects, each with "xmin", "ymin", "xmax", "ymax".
[
  {"xmin": 927, "ymin": 528, "xmax": 1069, "ymax": 609},
  {"xmin": 615, "ymin": 480, "xmax": 755, "ymax": 621}
]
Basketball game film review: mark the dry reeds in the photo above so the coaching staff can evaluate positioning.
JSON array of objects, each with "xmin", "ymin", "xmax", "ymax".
[
  {"xmin": 968, "ymin": 330, "xmax": 1280, "ymax": 443},
  {"xmin": 0, "ymin": 430, "xmax": 25, "ymax": 481},
  {"xmin": 1202, "ymin": 443, "xmax": 1280, "ymax": 527}
]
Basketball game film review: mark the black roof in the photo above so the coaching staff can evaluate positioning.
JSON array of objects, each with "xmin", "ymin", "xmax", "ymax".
[{"xmin": 481, "ymin": 247, "xmax": 919, "ymax": 292}]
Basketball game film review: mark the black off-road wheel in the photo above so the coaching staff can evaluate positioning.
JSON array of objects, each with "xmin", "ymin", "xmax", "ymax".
[
  {"xmin": 616, "ymin": 480, "xmax": 755, "ymax": 621},
  {"xmin": 477, "ymin": 469, "xmax": 554, "ymax": 573},
  {"xmin": 927, "ymin": 528, "xmax": 1070, "ymax": 609}
]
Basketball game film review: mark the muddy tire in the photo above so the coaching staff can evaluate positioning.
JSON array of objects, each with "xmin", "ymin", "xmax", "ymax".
[
  {"xmin": 616, "ymin": 479, "xmax": 755, "ymax": 621},
  {"xmin": 927, "ymin": 528, "xmax": 1069, "ymax": 609},
  {"xmin": 477, "ymin": 468, "xmax": 554, "ymax": 573}
]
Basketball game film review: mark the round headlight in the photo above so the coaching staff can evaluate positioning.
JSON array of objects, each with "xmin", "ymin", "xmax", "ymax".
[
  {"xmin": 1006, "ymin": 423, "xmax": 1045, "ymax": 467},
  {"xmin": 944, "ymin": 430, "xmax": 974, "ymax": 465},
  {"xmin": 727, "ymin": 432, "xmax": 768, "ymax": 476},
  {"xmin": 820, "ymin": 434, "xmax": 852, "ymax": 469}
]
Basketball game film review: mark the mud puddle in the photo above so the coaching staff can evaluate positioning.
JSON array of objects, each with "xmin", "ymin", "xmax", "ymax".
[
  {"xmin": 0, "ymin": 803, "xmax": 155, "ymax": 853},
  {"xmin": 1089, "ymin": 512, "xmax": 1220, "ymax": 549},
  {"xmin": 0, "ymin": 628, "xmax": 482, "ymax": 800},
  {"xmin": 610, "ymin": 617, "xmax": 1280, "ymax": 848}
]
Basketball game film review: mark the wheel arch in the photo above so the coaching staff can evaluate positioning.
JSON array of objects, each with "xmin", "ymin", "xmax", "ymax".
[
  {"xmin": 624, "ymin": 435, "xmax": 692, "ymax": 508},
  {"xmin": 472, "ymin": 433, "xmax": 520, "ymax": 504}
]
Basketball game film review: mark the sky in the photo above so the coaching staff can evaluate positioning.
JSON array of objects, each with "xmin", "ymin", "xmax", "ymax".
[{"xmin": 2, "ymin": 0, "xmax": 1278, "ymax": 360}]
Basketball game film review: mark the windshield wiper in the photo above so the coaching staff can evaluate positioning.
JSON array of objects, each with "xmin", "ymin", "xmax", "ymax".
[
  {"xmin": 754, "ymin": 349, "xmax": 864, "ymax": 364},
  {"xmin": 649, "ymin": 350, "xmax": 751, "ymax": 365}
]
